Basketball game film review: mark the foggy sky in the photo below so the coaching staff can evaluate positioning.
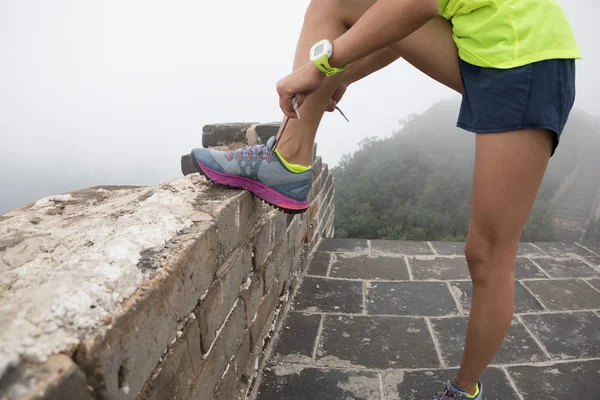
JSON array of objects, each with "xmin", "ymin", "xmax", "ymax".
[{"xmin": 1, "ymin": 0, "xmax": 599, "ymax": 214}]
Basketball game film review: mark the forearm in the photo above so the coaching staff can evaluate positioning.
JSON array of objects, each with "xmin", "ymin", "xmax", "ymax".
[
  {"xmin": 330, "ymin": 0, "xmax": 438, "ymax": 68},
  {"xmin": 345, "ymin": 46, "xmax": 402, "ymax": 84}
]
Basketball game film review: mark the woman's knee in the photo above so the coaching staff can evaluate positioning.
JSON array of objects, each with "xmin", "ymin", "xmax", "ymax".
[
  {"xmin": 305, "ymin": 0, "xmax": 371, "ymax": 27},
  {"xmin": 464, "ymin": 234, "xmax": 517, "ymax": 284},
  {"xmin": 305, "ymin": 0, "xmax": 344, "ymax": 22}
]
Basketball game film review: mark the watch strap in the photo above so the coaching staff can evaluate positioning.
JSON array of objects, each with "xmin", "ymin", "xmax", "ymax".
[{"xmin": 312, "ymin": 54, "xmax": 346, "ymax": 77}]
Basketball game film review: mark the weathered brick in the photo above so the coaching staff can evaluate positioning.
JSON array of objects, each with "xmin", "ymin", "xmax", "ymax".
[
  {"xmin": 138, "ymin": 318, "xmax": 202, "ymax": 400},
  {"xmin": 0, "ymin": 355, "xmax": 93, "ymax": 400},
  {"xmin": 214, "ymin": 336, "xmax": 253, "ymax": 400},
  {"xmin": 250, "ymin": 282, "xmax": 281, "ymax": 347},
  {"xmin": 241, "ymin": 274, "xmax": 263, "ymax": 327},
  {"xmin": 270, "ymin": 212, "xmax": 287, "ymax": 248},
  {"xmin": 75, "ymin": 227, "xmax": 221, "ymax": 400},
  {"xmin": 201, "ymin": 246, "xmax": 251, "ymax": 352},
  {"xmin": 213, "ymin": 198, "xmax": 242, "ymax": 263},
  {"xmin": 238, "ymin": 192, "xmax": 262, "ymax": 243},
  {"xmin": 260, "ymin": 258, "xmax": 277, "ymax": 297},
  {"xmin": 312, "ymin": 156, "xmax": 323, "ymax": 179},
  {"xmin": 159, "ymin": 225, "xmax": 218, "ymax": 322},
  {"xmin": 261, "ymin": 236, "xmax": 288, "ymax": 296},
  {"xmin": 188, "ymin": 336, "xmax": 228, "ymax": 400},
  {"xmin": 221, "ymin": 300, "xmax": 246, "ymax": 360},
  {"xmin": 254, "ymin": 122, "xmax": 280, "ymax": 143},
  {"xmin": 235, "ymin": 334, "xmax": 252, "ymax": 383},
  {"xmin": 279, "ymin": 249, "xmax": 294, "ymax": 288},
  {"xmin": 202, "ymin": 123, "xmax": 257, "ymax": 148},
  {"xmin": 213, "ymin": 361, "xmax": 237, "ymax": 400},
  {"xmin": 198, "ymin": 280, "xmax": 223, "ymax": 354},
  {"xmin": 254, "ymin": 217, "xmax": 273, "ymax": 267}
]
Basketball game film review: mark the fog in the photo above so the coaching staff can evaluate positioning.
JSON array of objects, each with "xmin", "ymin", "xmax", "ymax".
[{"xmin": 1, "ymin": 0, "xmax": 599, "ymax": 214}]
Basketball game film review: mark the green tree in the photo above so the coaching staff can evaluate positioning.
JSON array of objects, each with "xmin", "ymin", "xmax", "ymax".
[{"xmin": 333, "ymin": 99, "xmax": 590, "ymax": 242}]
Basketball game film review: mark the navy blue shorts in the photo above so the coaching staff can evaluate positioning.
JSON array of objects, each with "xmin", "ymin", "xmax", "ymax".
[{"xmin": 457, "ymin": 58, "xmax": 576, "ymax": 156}]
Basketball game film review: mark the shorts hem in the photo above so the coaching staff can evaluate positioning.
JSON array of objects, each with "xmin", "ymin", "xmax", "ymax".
[
  {"xmin": 456, "ymin": 123, "xmax": 559, "ymax": 135},
  {"xmin": 456, "ymin": 123, "xmax": 560, "ymax": 155}
]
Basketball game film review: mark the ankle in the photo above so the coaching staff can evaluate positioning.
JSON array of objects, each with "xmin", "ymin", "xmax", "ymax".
[
  {"xmin": 452, "ymin": 377, "xmax": 478, "ymax": 397},
  {"xmin": 276, "ymin": 143, "xmax": 312, "ymax": 167}
]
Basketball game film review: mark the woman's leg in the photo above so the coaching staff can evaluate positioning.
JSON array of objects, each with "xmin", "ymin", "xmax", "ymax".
[
  {"xmin": 281, "ymin": 0, "xmax": 555, "ymax": 394},
  {"xmin": 454, "ymin": 129, "xmax": 554, "ymax": 394},
  {"xmin": 275, "ymin": 0, "xmax": 462, "ymax": 166}
]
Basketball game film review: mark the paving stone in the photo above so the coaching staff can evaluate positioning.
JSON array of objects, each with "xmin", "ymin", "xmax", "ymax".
[
  {"xmin": 588, "ymin": 278, "xmax": 600, "ymax": 291},
  {"xmin": 428, "ymin": 242, "xmax": 464, "ymax": 256},
  {"xmin": 530, "ymin": 256, "xmax": 599, "ymax": 278},
  {"xmin": 450, "ymin": 281, "xmax": 544, "ymax": 314},
  {"xmin": 508, "ymin": 359, "xmax": 600, "ymax": 400},
  {"xmin": 522, "ymin": 279, "xmax": 600, "ymax": 310},
  {"xmin": 370, "ymin": 240, "xmax": 433, "ymax": 256},
  {"xmin": 307, "ymin": 252, "xmax": 331, "ymax": 276},
  {"xmin": 383, "ymin": 367, "xmax": 519, "ymax": 400},
  {"xmin": 294, "ymin": 276, "xmax": 363, "ymax": 314},
  {"xmin": 367, "ymin": 281, "xmax": 458, "ymax": 316},
  {"xmin": 519, "ymin": 312, "xmax": 600, "ymax": 359},
  {"xmin": 514, "ymin": 257, "xmax": 547, "ymax": 279},
  {"xmin": 409, "ymin": 257, "xmax": 470, "ymax": 280},
  {"xmin": 430, "ymin": 317, "xmax": 547, "ymax": 366},
  {"xmin": 583, "ymin": 255, "xmax": 600, "ymax": 267},
  {"xmin": 318, "ymin": 315, "xmax": 439, "ymax": 369},
  {"xmin": 517, "ymin": 243, "xmax": 546, "ymax": 257},
  {"xmin": 317, "ymin": 238, "xmax": 368, "ymax": 253},
  {"xmin": 257, "ymin": 367, "xmax": 381, "ymax": 400},
  {"xmin": 533, "ymin": 242, "xmax": 600, "ymax": 260},
  {"xmin": 429, "ymin": 242, "xmax": 544, "ymax": 257},
  {"xmin": 330, "ymin": 254, "xmax": 410, "ymax": 280},
  {"xmin": 272, "ymin": 312, "xmax": 321, "ymax": 362}
]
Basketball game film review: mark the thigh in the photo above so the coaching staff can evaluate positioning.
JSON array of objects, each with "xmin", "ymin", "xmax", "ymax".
[
  {"xmin": 391, "ymin": 16, "xmax": 463, "ymax": 93},
  {"xmin": 468, "ymin": 129, "xmax": 553, "ymax": 247},
  {"xmin": 340, "ymin": 1, "xmax": 463, "ymax": 93}
]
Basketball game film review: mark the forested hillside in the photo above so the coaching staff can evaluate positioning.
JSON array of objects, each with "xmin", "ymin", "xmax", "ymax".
[{"xmin": 333, "ymin": 100, "xmax": 592, "ymax": 242}]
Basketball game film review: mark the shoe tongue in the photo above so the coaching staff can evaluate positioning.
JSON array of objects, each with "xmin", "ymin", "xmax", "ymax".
[{"xmin": 266, "ymin": 136, "xmax": 276, "ymax": 150}]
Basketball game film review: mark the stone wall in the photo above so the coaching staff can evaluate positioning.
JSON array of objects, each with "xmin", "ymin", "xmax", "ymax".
[{"xmin": 0, "ymin": 122, "xmax": 335, "ymax": 400}]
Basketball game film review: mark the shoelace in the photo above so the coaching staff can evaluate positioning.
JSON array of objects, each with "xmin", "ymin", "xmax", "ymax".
[
  {"xmin": 433, "ymin": 384, "xmax": 465, "ymax": 399},
  {"xmin": 227, "ymin": 143, "xmax": 271, "ymax": 161},
  {"xmin": 230, "ymin": 105, "xmax": 350, "ymax": 159},
  {"xmin": 273, "ymin": 105, "xmax": 349, "ymax": 151}
]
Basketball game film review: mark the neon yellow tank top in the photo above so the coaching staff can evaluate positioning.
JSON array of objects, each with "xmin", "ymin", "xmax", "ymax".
[{"xmin": 438, "ymin": 0, "xmax": 582, "ymax": 69}]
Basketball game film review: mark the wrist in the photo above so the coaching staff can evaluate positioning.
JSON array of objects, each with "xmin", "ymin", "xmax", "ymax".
[
  {"xmin": 329, "ymin": 38, "xmax": 347, "ymax": 70},
  {"xmin": 309, "ymin": 62, "xmax": 327, "ymax": 80}
]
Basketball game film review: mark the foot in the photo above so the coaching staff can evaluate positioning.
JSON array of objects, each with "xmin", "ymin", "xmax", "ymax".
[
  {"xmin": 433, "ymin": 381, "xmax": 483, "ymax": 399},
  {"xmin": 190, "ymin": 136, "xmax": 313, "ymax": 213}
]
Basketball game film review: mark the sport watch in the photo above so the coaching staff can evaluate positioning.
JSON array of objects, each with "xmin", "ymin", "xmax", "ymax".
[{"xmin": 309, "ymin": 39, "xmax": 346, "ymax": 77}]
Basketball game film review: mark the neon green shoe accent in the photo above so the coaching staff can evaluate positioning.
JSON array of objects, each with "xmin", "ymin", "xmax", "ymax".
[
  {"xmin": 274, "ymin": 149, "xmax": 311, "ymax": 173},
  {"xmin": 466, "ymin": 383, "xmax": 480, "ymax": 399}
]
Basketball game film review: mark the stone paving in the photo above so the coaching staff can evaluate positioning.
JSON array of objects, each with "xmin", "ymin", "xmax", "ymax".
[{"xmin": 256, "ymin": 239, "xmax": 600, "ymax": 400}]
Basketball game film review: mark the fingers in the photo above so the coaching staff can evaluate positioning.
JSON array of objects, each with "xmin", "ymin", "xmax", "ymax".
[
  {"xmin": 276, "ymin": 81, "xmax": 298, "ymax": 119},
  {"xmin": 326, "ymin": 99, "xmax": 337, "ymax": 112}
]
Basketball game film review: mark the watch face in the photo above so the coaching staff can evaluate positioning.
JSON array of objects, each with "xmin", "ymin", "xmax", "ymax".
[{"xmin": 314, "ymin": 44, "xmax": 324, "ymax": 57}]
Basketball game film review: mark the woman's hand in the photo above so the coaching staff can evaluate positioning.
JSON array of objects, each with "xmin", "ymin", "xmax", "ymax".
[
  {"xmin": 276, "ymin": 62, "xmax": 325, "ymax": 119},
  {"xmin": 327, "ymin": 82, "xmax": 348, "ymax": 112}
]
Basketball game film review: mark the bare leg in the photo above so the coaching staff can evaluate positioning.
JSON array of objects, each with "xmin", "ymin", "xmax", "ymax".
[
  {"xmin": 275, "ymin": 0, "xmax": 350, "ymax": 166},
  {"xmin": 276, "ymin": 0, "xmax": 462, "ymax": 165},
  {"xmin": 454, "ymin": 129, "xmax": 553, "ymax": 393},
  {"xmin": 277, "ymin": 5, "xmax": 553, "ymax": 395}
]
